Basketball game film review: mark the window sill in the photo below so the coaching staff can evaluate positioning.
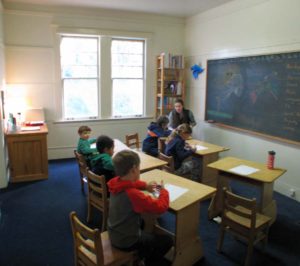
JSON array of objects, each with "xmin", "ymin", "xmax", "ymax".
[{"xmin": 53, "ymin": 116, "xmax": 154, "ymax": 124}]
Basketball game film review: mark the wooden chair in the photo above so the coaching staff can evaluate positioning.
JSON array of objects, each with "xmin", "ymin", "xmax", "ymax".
[
  {"xmin": 125, "ymin": 133, "xmax": 140, "ymax": 150},
  {"xmin": 86, "ymin": 170, "xmax": 109, "ymax": 232},
  {"xmin": 217, "ymin": 188, "xmax": 271, "ymax": 266},
  {"xmin": 70, "ymin": 211, "xmax": 136, "ymax": 266},
  {"xmin": 74, "ymin": 150, "xmax": 88, "ymax": 193},
  {"xmin": 158, "ymin": 152, "xmax": 175, "ymax": 173},
  {"xmin": 158, "ymin": 137, "xmax": 167, "ymax": 154}
]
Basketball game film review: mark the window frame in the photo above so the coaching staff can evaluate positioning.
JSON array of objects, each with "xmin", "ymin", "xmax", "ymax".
[
  {"xmin": 111, "ymin": 38, "xmax": 146, "ymax": 118},
  {"xmin": 55, "ymin": 28, "xmax": 153, "ymax": 122},
  {"xmin": 60, "ymin": 35, "xmax": 100, "ymax": 120}
]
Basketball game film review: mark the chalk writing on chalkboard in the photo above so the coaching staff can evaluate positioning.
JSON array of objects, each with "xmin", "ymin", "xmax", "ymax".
[{"xmin": 205, "ymin": 51, "xmax": 300, "ymax": 144}]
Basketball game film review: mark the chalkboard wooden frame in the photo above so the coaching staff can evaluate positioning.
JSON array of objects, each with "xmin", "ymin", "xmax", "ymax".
[{"xmin": 205, "ymin": 51, "xmax": 300, "ymax": 145}]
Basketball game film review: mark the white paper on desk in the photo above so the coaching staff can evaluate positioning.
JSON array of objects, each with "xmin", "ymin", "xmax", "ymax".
[
  {"xmin": 21, "ymin": 126, "xmax": 40, "ymax": 131},
  {"xmin": 229, "ymin": 165, "xmax": 259, "ymax": 175},
  {"xmin": 196, "ymin": 145, "xmax": 208, "ymax": 151},
  {"xmin": 165, "ymin": 184, "xmax": 188, "ymax": 202},
  {"xmin": 90, "ymin": 143, "xmax": 96, "ymax": 149}
]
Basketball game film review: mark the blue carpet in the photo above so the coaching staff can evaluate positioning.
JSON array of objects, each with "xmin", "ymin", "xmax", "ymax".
[{"xmin": 0, "ymin": 159, "xmax": 299, "ymax": 266}]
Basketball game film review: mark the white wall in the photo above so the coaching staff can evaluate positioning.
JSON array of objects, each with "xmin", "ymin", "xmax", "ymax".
[
  {"xmin": 185, "ymin": 0, "xmax": 300, "ymax": 201},
  {"xmin": 0, "ymin": 1, "xmax": 8, "ymax": 188},
  {"xmin": 3, "ymin": 3, "xmax": 185, "ymax": 160}
]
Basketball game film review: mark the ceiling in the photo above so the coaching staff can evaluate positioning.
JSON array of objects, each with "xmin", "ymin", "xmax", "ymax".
[{"xmin": 3, "ymin": 0, "xmax": 234, "ymax": 17}]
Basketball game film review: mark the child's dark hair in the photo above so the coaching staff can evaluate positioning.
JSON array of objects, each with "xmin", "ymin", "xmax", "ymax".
[
  {"xmin": 113, "ymin": 150, "xmax": 140, "ymax": 177},
  {"xmin": 78, "ymin": 125, "xmax": 91, "ymax": 135},
  {"xmin": 96, "ymin": 135, "xmax": 114, "ymax": 153},
  {"xmin": 166, "ymin": 123, "xmax": 192, "ymax": 143},
  {"xmin": 156, "ymin": 115, "xmax": 169, "ymax": 127},
  {"xmin": 174, "ymin": 98, "xmax": 184, "ymax": 106}
]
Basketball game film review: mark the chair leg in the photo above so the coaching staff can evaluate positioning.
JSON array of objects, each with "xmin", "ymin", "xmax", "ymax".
[
  {"xmin": 80, "ymin": 174, "xmax": 84, "ymax": 193},
  {"xmin": 101, "ymin": 209, "xmax": 108, "ymax": 232},
  {"xmin": 245, "ymin": 240, "xmax": 254, "ymax": 266},
  {"xmin": 87, "ymin": 203, "xmax": 92, "ymax": 223},
  {"xmin": 217, "ymin": 225, "xmax": 225, "ymax": 252}
]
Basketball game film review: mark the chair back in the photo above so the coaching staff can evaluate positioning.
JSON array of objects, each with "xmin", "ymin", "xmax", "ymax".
[
  {"xmin": 70, "ymin": 211, "xmax": 104, "ymax": 266},
  {"xmin": 218, "ymin": 188, "xmax": 271, "ymax": 266},
  {"xmin": 74, "ymin": 150, "xmax": 88, "ymax": 192},
  {"xmin": 158, "ymin": 152, "xmax": 175, "ymax": 173},
  {"xmin": 158, "ymin": 137, "xmax": 167, "ymax": 153},
  {"xmin": 70, "ymin": 211, "xmax": 136, "ymax": 266},
  {"xmin": 125, "ymin": 133, "xmax": 140, "ymax": 149},
  {"xmin": 222, "ymin": 188, "xmax": 257, "ymax": 233},
  {"xmin": 86, "ymin": 170, "xmax": 109, "ymax": 232}
]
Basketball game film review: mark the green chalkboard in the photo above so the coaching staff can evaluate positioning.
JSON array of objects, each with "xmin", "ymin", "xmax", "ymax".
[{"xmin": 205, "ymin": 51, "xmax": 300, "ymax": 144}]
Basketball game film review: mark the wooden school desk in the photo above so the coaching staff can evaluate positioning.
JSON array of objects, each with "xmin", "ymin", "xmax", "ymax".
[
  {"xmin": 113, "ymin": 139, "xmax": 167, "ymax": 172},
  {"xmin": 186, "ymin": 139, "xmax": 229, "ymax": 187},
  {"xmin": 141, "ymin": 169, "xmax": 216, "ymax": 266},
  {"xmin": 207, "ymin": 156, "xmax": 286, "ymax": 224}
]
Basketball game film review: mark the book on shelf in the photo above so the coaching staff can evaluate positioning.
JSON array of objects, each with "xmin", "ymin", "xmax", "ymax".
[
  {"xmin": 160, "ymin": 53, "xmax": 184, "ymax": 69},
  {"xmin": 164, "ymin": 81, "xmax": 182, "ymax": 95}
]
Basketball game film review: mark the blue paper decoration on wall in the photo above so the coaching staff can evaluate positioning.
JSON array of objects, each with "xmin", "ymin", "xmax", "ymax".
[{"xmin": 191, "ymin": 64, "xmax": 204, "ymax": 79}]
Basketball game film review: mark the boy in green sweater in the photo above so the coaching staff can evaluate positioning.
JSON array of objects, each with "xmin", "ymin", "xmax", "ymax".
[
  {"xmin": 90, "ymin": 135, "xmax": 115, "ymax": 183},
  {"xmin": 77, "ymin": 126, "xmax": 98, "ymax": 165}
]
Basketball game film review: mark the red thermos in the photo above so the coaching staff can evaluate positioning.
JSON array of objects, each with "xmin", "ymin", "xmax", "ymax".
[{"xmin": 267, "ymin": 151, "xmax": 276, "ymax": 169}]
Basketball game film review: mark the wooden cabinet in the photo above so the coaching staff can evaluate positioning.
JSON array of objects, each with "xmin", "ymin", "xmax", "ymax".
[
  {"xmin": 5, "ymin": 125, "xmax": 48, "ymax": 182},
  {"xmin": 155, "ymin": 54, "xmax": 185, "ymax": 116}
]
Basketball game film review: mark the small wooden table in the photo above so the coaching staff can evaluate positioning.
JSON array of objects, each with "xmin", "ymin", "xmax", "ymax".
[
  {"xmin": 113, "ymin": 139, "xmax": 167, "ymax": 173},
  {"xmin": 207, "ymin": 156, "xmax": 286, "ymax": 224},
  {"xmin": 141, "ymin": 169, "xmax": 216, "ymax": 266},
  {"xmin": 186, "ymin": 139, "xmax": 229, "ymax": 187},
  {"xmin": 5, "ymin": 124, "xmax": 48, "ymax": 182}
]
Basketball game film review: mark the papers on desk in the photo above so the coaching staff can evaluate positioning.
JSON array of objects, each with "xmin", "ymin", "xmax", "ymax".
[
  {"xmin": 21, "ymin": 126, "xmax": 40, "ymax": 131},
  {"xmin": 195, "ymin": 145, "xmax": 208, "ymax": 151},
  {"xmin": 90, "ymin": 143, "xmax": 96, "ymax": 149},
  {"xmin": 165, "ymin": 184, "xmax": 188, "ymax": 202},
  {"xmin": 229, "ymin": 165, "xmax": 259, "ymax": 175}
]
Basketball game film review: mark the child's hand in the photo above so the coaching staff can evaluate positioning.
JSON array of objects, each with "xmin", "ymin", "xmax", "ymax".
[{"xmin": 146, "ymin": 181, "xmax": 157, "ymax": 192}]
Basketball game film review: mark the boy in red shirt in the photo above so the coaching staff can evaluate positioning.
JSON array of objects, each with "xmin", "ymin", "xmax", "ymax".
[{"xmin": 107, "ymin": 150, "xmax": 173, "ymax": 265}]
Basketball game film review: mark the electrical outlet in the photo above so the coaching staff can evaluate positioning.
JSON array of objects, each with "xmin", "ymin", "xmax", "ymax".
[{"xmin": 289, "ymin": 189, "xmax": 296, "ymax": 198}]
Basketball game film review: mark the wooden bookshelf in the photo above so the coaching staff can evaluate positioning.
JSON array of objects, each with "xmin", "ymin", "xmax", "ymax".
[{"xmin": 155, "ymin": 54, "xmax": 185, "ymax": 116}]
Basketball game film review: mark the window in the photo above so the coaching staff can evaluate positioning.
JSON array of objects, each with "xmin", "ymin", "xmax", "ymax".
[
  {"xmin": 111, "ymin": 39, "xmax": 144, "ymax": 117},
  {"xmin": 59, "ymin": 35, "xmax": 146, "ymax": 120},
  {"xmin": 60, "ymin": 36, "xmax": 99, "ymax": 119}
]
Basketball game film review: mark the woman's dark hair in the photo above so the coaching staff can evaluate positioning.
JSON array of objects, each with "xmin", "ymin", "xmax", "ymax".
[
  {"xmin": 156, "ymin": 115, "xmax": 169, "ymax": 127},
  {"xmin": 96, "ymin": 135, "xmax": 114, "ymax": 153},
  {"xmin": 113, "ymin": 150, "xmax": 140, "ymax": 176}
]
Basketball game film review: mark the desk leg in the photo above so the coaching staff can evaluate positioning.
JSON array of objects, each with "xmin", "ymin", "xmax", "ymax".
[
  {"xmin": 202, "ymin": 153, "xmax": 219, "ymax": 187},
  {"xmin": 172, "ymin": 202, "xmax": 203, "ymax": 266},
  {"xmin": 208, "ymin": 173, "xmax": 229, "ymax": 219},
  {"xmin": 261, "ymin": 182, "xmax": 277, "ymax": 224}
]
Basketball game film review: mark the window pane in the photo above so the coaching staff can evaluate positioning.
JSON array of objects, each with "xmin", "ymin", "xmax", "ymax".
[
  {"xmin": 62, "ymin": 66, "xmax": 98, "ymax": 78},
  {"xmin": 112, "ymin": 54, "xmax": 143, "ymax": 67},
  {"xmin": 111, "ymin": 40, "xmax": 143, "ymax": 54},
  {"xmin": 112, "ymin": 66, "xmax": 143, "ymax": 78},
  {"xmin": 111, "ymin": 39, "xmax": 144, "ymax": 79},
  {"xmin": 60, "ymin": 36, "xmax": 98, "ymax": 78},
  {"xmin": 112, "ymin": 79, "xmax": 143, "ymax": 116},
  {"xmin": 63, "ymin": 79, "xmax": 98, "ymax": 119}
]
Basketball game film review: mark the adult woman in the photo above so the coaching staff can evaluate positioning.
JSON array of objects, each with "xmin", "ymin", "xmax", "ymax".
[{"xmin": 168, "ymin": 98, "xmax": 196, "ymax": 129}]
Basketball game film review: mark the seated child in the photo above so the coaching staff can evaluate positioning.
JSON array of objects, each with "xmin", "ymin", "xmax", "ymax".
[
  {"xmin": 90, "ymin": 135, "xmax": 115, "ymax": 183},
  {"xmin": 165, "ymin": 123, "xmax": 201, "ymax": 181},
  {"xmin": 107, "ymin": 150, "xmax": 173, "ymax": 265},
  {"xmin": 77, "ymin": 126, "xmax": 98, "ymax": 165},
  {"xmin": 142, "ymin": 115, "xmax": 171, "ymax": 157}
]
